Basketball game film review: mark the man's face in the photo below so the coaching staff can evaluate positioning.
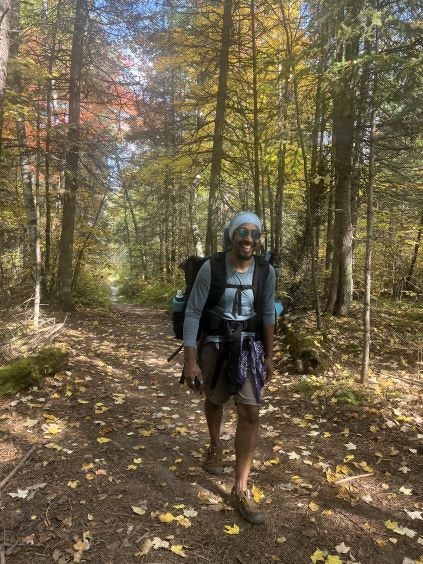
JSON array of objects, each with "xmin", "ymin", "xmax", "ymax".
[{"xmin": 232, "ymin": 222, "xmax": 261, "ymax": 261}]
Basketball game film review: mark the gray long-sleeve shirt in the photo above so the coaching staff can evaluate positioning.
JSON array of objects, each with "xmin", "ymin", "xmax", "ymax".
[{"xmin": 183, "ymin": 254, "xmax": 276, "ymax": 347}]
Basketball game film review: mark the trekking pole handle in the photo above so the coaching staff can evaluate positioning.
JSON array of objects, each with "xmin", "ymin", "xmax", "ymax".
[{"xmin": 167, "ymin": 342, "xmax": 184, "ymax": 363}]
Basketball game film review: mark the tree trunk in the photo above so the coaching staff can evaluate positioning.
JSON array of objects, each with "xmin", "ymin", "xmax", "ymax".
[
  {"xmin": 17, "ymin": 118, "xmax": 42, "ymax": 328},
  {"xmin": 0, "ymin": 0, "xmax": 11, "ymax": 96},
  {"xmin": 188, "ymin": 174, "xmax": 204, "ymax": 256},
  {"xmin": 205, "ymin": 0, "xmax": 232, "ymax": 255},
  {"xmin": 9, "ymin": 0, "xmax": 41, "ymax": 327},
  {"xmin": 250, "ymin": 0, "xmax": 260, "ymax": 217},
  {"xmin": 56, "ymin": 0, "xmax": 88, "ymax": 311},
  {"xmin": 280, "ymin": 4, "xmax": 321, "ymax": 328},
  {"xmin": 361, "ymin": 29, "xmax": 379, "ymax": 384},
  {"xmin": 404, "ymin": 210, "xmax": 423, "ymax": 290},
  {"xmin": 326, "ymin": 12, "xmax": 359, "ymax": 316}
]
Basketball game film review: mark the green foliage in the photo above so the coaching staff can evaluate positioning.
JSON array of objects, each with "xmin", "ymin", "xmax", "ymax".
[
  {"xmin": 74, "ymin": 272, "xmax": 112, "ymax": 310},
  {"xmin": 294, "ymin": 375, "xmax": 370, "ymax": 407},
  {"xmin": 119, "ymin": 277, "xmax": 175, "ymax": 307}
]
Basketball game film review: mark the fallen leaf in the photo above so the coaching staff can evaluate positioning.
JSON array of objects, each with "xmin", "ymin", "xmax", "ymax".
[
  {"xmin": 335, "ymin": 542, "xmax": 350, "ymax": 554},
  {"xmin": 170, "ymin": 545, "xmax": 187, "ymax": 558},
  {"xmin": 308, "ymin": 501, "xmax": 319, "ymax": 512},
  {"xmin": 344, "ymin": 442, "xmax": 357, "ymax": 450},
  {"xmin": 132, "ymin": 506, "xmax": 146, "ymax": 516},
  {"xmin": 310, "ymin": 548, "xmax": 326, "ymax": 562},
  {"xmin": 135, "ymin": 538, "xmax": 153, "ymax": 557},
  {"xmin": 152, "ymin": 537, "xmax": 169, "ymax": 549},
  {"xmin": 67, "ymin": 480, "xmax": 79, "ymax": 489},
  {"xmin": 224, "ymin": 523, "xmax": 240, "ymax": 535},
  {"xmin": 159, "ymin": 512, "xmax": 175, "ymax": 523},
  {"xmin": 399, "ymin": 486, "xmax": 413, "ymax": 496},
  {"xmin": 252, "ymin": 485, "xmax": 264, "ymax": 503},
  {"xmin": 96, "ymin": 437, "xmax": 111, "ymax": 444}
]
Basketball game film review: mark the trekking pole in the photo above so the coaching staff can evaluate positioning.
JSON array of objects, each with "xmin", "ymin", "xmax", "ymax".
[{"xmin": 167, "ymin": 342, "xmax": 184, "ymax": 363}]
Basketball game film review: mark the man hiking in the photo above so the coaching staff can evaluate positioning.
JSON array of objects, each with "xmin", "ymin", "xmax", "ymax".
[{"xmin": 183, "ymin": 211, "xmax": 276, "ymax": 524}]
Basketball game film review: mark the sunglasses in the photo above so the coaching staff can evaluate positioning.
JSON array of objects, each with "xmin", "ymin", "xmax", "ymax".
[{"xmin": 236, "ymin": 227, "xmax": 261, "ymax": 240}]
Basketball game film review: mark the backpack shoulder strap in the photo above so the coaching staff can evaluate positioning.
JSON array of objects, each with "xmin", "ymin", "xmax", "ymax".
[
  {"xmin": 206, "ymin": 252, "xmax": 227, "ymax": 309},
  {"xmin": 252, "ymin": 255, "xmax": 270, "ymax": 314}
]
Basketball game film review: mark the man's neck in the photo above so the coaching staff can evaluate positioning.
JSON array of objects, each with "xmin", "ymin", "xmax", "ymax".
[{"xmin": 228, "ymin": 251, "xmax": 254, "ymax": 273}]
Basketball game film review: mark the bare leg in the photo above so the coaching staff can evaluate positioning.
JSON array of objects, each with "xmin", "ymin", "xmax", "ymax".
[
  {"xmin": 204, "ymin": 397, "xmax": 223, "ymax": 449},
  {"xmin": 234, "ymin": 403, "xmax": 260, "ymax": 491}
]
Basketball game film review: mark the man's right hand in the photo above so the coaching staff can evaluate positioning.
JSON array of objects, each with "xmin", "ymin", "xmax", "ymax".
[{"xmin": 184, "ymin": 361, "xmax": 203, "ymax": 393}]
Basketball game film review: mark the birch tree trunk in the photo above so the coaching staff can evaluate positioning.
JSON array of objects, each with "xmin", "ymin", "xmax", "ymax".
[
  {"xmin": 188, "ymin": 174, "xmax": 204, "ymax": 257},
  {"xmin": 9, "ymin": 0, "xmax": 41, "ymax": 326},
  {"xmin": 0, "ymin": 0, "xmax": 11, "ymax": 96},
  {"xmin": 56, "ymin": 0, "xmax": 89, "ymax": 311}
]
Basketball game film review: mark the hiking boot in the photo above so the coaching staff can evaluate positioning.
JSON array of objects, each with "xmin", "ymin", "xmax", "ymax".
[
  {"xmin": 230, "ymin": 486, "xmax": 265, "ymax": 525},
  {"xmin": 203, "ymin": 445, "xmax": 224, "ymax": 475}
]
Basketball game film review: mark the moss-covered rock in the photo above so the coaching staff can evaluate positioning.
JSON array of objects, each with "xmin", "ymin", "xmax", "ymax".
[
  {"xmin": 284, "ymin": 325, "xmax": 329, "ymax": 374},
  {"xmin": 0, "ymin": 347, "xmax": 68, "ymax": 396}
]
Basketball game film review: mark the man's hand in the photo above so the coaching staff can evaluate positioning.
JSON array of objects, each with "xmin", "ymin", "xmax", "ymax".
[
  {"xmin": 264, "ymin": 357, "xmax": 274, "ymax": 384},
  {"xmin": 184, "ymin": 361, "xmax": 203, "ymax": 394}
]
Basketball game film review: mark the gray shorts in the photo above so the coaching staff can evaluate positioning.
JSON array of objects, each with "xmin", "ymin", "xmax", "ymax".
[{"xmin": 198, "ymin": 341, "xmax": 264, "ymax": 407}]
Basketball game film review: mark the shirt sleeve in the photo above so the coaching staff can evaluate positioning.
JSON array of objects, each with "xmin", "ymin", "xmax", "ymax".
[
  {"xmin": 183, "ymin": 259, "xmax": 211, "ymax": 346},
  {"xmin": 262, "ymin": 264, "xmax": 276, "ymax": 326}
]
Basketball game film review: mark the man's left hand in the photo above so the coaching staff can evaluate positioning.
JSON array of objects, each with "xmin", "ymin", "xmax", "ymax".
[{"xmin": 264, "ymin": 357, "xmax": 274, "ymax": 383}]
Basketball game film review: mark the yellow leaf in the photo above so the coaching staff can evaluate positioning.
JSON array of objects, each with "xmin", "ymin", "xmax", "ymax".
[
  {"xmin": 325, "ymin": 469, "xmax": 339, "ymax": 483},
  {"xmin": 175, "ymin": 427, "xmax": 188, "ymax": 435},
  {"xmin": 323, "ymin": 432, "xmax": 331, "ymax": 438},
  {"xmin": 77, "ymin": 399, "xmax": 89, "ymax": 404},
  {"xmin": 325, "ymin": 556, "xmax": 342, "ymax": 564},
  {"xmin": 322, "ymin": 509, "xmax": 334, "ymax": 516},
  {"xmin": 308, "ymin": 501, "xmax": 319, "ymax": 512},
  {"xmin": 159, "ymin": 512, "xmax": 175, "ymax": 523},
  {"xmin": 384, "ymin": 520, "xmax": 399, "ymax": 531},
  {"xmin": 343, "ymin": 454, "xmax": 355, "ymax": 462},
  {"xmin": 251, "ymin": 485, "xmax": 264, "ymax": 503},
  {"xmin": 132, "ymin": 506, "xmax": 146, "ymax": 516},
  {"xmin": 224, "ymin": 524, "xmax": 240, "ymax": 535},
  {"xmin": 96, "ymin": 437, "xmax": 111, "ymax": 444},
  {"xmin": 127, "ymin": 464, "xmax": 138, "ymax": 470},
  {"xmin": 174, "ymin": 458, "xmax": 183, "ymax": 463},
  {"xmin": 85, "ymin": 473, "xmax": 95, "ymax": 481},
  {"xmin": 140, "ymin": 430, "xmax": 153, "ymax": 437},
  {"xmin": 310, "ymin": 548, "xmax": 327, "ymax": 562},
  {"xmin": 335, "ymin": 465, "xmax": 350, "ymax": 475},
  {"xmin": 82, "ymin": 463, "xmax": 94, "ymax": 471},
  {"xmin": 133, "ymin": 458, "xmax": 142, "ymax": 464},
  {"xmin": 267, "ymin": 457, "xmax": 280, "ymax": 465},
  {"xmin": 358, "ymin": 461, "xmax": 373, "ymax": 473},
  {"xmin": 67, "ymin": 480, "xmax": 79, "ymax": 489},
  {"xmin": 45, "ymin": 423, "xmax": 61, "ymax": 435},
  {"xmin": 175, "ymin": 515, "xmax": 191, "ymax": 528},
  {"xmin": 173, "ymin": 504, "xmax": 186, "ymax": 509},
  {"xmin": 170, "ymin": 545, "xmax": 187, "ymax": 558}
]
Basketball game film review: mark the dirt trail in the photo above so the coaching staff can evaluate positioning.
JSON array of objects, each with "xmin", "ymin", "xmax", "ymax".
[{"xmin": 0, "ymin": 304, "xmax": 422, "ymax": 563}]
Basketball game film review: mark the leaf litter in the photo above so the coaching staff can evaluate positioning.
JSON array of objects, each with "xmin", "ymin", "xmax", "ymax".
[{"xmin": 0, "ymin": 304, "xmax": 422, "ymax": 563}]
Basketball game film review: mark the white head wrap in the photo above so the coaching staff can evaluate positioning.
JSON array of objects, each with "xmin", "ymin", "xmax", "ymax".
[{"xmin": 228, "ymin": 211, "xmax": 261, "ymax": 240}]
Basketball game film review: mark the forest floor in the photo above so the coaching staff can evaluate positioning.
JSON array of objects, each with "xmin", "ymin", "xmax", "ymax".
[{"xmin": 0, "ymin": 300, "xmax": 422, "ymax": 564}]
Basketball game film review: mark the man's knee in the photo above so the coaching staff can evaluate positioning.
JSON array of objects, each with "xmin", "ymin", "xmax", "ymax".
[{"xmin": 236, "ymin": 403, "xmax": 259, "ymax": 426}]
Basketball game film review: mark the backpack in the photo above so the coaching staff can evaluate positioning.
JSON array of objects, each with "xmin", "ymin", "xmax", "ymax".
[{"xmin": 171, "ymin": 252, "xmax": 270, "ymax": 340}]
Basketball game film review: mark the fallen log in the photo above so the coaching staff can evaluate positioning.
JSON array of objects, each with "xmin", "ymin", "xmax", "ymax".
[{"xmin": 0, "ymin": 347, "xmax": 68, "ymax": 396}]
